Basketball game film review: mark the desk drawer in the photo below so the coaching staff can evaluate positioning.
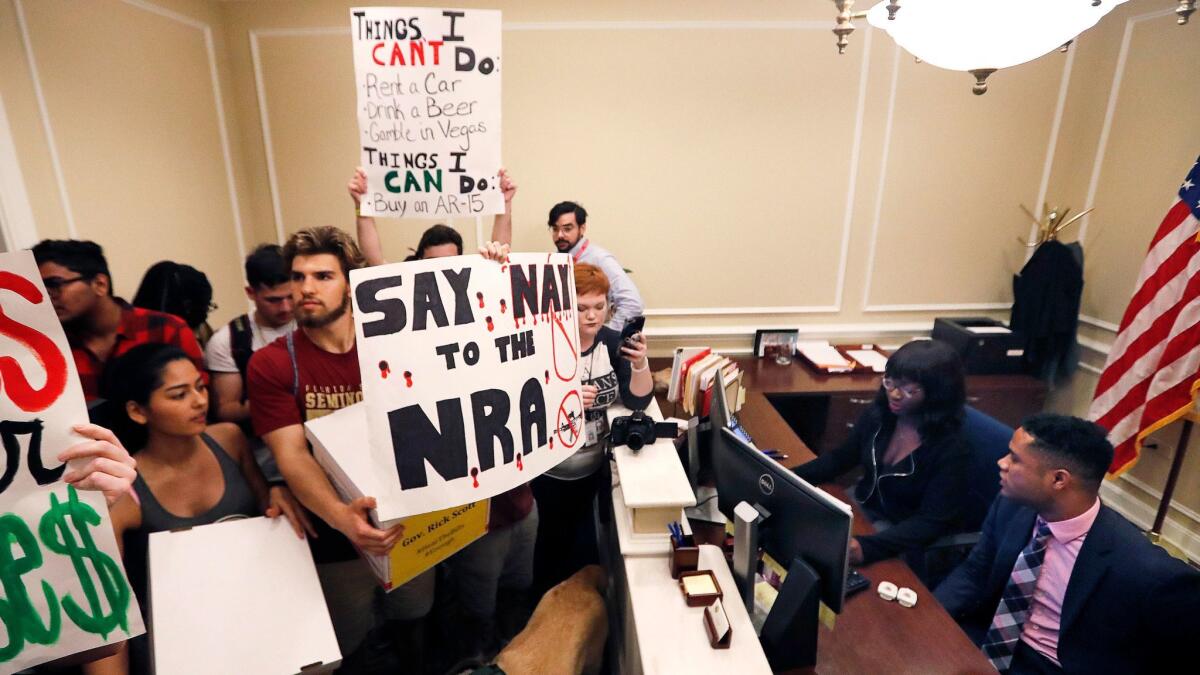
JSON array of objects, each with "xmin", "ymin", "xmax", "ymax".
[{"xmin": 818, "ymin": 392, "xmax": 876, "ymax": 454}]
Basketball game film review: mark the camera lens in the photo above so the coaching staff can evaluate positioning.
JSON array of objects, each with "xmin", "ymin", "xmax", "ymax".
[{"xmin": 627, "ymin": 431, "xmax": 645, "ymax": 451}]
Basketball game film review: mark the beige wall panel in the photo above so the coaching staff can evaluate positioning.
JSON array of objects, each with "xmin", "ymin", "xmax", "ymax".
[
  {"xmin": 1041, "ymin": 15, "xmax": 1129, "ymax": 253},
  {"xmin": 866, "ymin": 52, "xmax": 1066, "ymax": 307},
  {"xmin": 503, "ymin": 27, "xmax": 860, "ymax": 310},
  {"xmin": 1076, "ymin": 16, "xmax": 1200, "ymax": 326},
  {"xmin": 19, "ymin": 0, "xmax": 245, "ymax": 322},
  {"xmin": 256, "ymin": 32, "xmax": 447, "ymax": 262},
  {"xmin": 0, "ymin": 0, "xmax": 70, "ymax": 241}
]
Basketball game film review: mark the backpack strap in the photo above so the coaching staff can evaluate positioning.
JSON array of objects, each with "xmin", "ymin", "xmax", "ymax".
[
  {"xmin": 228, "ymin": 314, "xmax": 254, "ymax": 399},
  {"xmin": 285, "ymin": 331, "xmax": 300, "ymax": 397}
]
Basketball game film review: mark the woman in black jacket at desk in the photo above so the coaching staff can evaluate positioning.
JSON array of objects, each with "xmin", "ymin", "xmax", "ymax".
[{"xmin": 793, "ymin": 339, "xmax": 971, "ymax": 566}]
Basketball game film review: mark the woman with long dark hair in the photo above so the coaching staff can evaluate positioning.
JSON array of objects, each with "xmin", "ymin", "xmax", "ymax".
[
  {"xmin": 794, "ymin": 339, "xmax": 971, "ymax": 565},
  {"xmin": 86, "ymin": 343, "xmax": 307, "ymax": 675}
]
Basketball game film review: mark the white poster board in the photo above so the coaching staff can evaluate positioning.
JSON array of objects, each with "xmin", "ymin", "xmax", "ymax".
[
  {"xmin": 351, "ymin": 6, "xmax": 503, "ymax": 218},
  {"xmin": 0, "ymin": 250, "xmax": 145, "ymax": 673},
  {"xmin": 149, "ymin": 517, "xmax": 341, "ymax": 674},
  {"xmin": 350, "ymin": 253, "xmax": 583, "ymax": 521},
  {"xmin": 306, "ymin": 403, "xmax": 489, "ymax": 588}
]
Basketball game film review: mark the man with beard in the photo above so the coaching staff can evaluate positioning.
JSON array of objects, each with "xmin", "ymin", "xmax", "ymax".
[
  {"xmin": 32, "ymin": 239, "xmax": 206, "ymax": 402},
  {"xmin": 246, "ymin": 226, "xmax": 430, "ymax": 670},
  {"xmin": 547, "ymin": 201, "xmax": 642, "ymax": 330}
]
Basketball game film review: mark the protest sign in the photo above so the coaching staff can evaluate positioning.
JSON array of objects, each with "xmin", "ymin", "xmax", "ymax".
[
  {"xmin": 306, "ymin": 403, "xmax": 489, "ymax": 588},
  {"xmin": 349, "ymin": 253, "xmax": 583, "ymax": 521},
  {"xmin": 0, "ymin": 250, "xmax": 144, "ymax": 673},
  {"xmin": 149, "ymin": 517, "xmax": 341, "ymax": 674},
  {"xmin": 350, "ymin": 6, "xmax": 503, "ymax": 219}
]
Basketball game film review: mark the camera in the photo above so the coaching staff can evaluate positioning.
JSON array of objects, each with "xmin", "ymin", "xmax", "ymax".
[{"xmin": 610, "ymin": 411, "xmax": 679, "ymax": 451}]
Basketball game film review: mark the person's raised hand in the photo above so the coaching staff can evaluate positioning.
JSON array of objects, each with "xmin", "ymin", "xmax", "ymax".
[
  {"xmin": 478, "ymin": 241, "xmax": 510, "ymax": 262},
  {"xmin": 348, "ymin": 167, "xmax": 367, "ymax": 206},
  {"xmin": 498, "ymin": 168, "xmax": 517, "ymax": 204},
  {"xmin": 59, "ymin": 424, "xmax": 137, "ymax": 506}
]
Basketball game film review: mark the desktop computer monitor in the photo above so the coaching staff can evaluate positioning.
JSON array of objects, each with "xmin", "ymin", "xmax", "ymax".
[{"xmin": 710, "ymin": 425, "xmax": 852, "ymax": 613}]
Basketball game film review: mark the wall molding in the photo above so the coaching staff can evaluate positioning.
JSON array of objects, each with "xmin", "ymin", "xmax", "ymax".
[
  {"xmin": 861, "ymin": 41, "xmax": 1074, "ymax": 312},
  {"xmin": 0, "ymin": 88, "xmax": 39, "ymax": 250},
  {"xmin": 1026, "ymin": 46, "xmax": 1077, "ymax": 256},
  {"xmin": 12, "ymin": 0, "xmax": 246, "ymax": 261},
  {"xmin": 1079, "ymin": 313, "xmax": 1120, "ymax": 332},
  {"xmin": 643, "ymin": 320, "xmax": 933, "ymax": 341},
  {"xmin": 1079, "ymin": 6, "xmax": 1180, "ymax": 244},
  {"xmin": 1101, "ymin": 474, "xmax": 1200, "ymax": 564},
  {"xmin": 248, "ymin": 20, "xmax": 869, "ymax": 315},
  {"xmin": 12, "ymin": 0, "xmax": 77, "ymax": 238}
]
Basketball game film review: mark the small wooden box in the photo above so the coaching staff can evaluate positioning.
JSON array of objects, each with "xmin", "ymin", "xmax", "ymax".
[
  {"xmin": 678, "ymin": 569, "xmax": 723, "ymax": 607},
  {"xmin": 703, "ymin": 598, "xmax": 732, "ymax": 649},
  {"xmin": 669, "ymin": 534, "xmax": 699, "ymax": 579}
]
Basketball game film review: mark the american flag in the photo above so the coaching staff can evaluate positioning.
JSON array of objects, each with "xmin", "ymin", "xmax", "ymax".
[{"xmin": 1088, "ymin": 155, "xmax": 1200, "ymax": 476}]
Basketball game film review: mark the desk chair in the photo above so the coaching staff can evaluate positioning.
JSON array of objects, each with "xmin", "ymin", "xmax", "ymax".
[{"xmin": 919, "ymin": 406, "xmax": 1014, "ymax": 586}]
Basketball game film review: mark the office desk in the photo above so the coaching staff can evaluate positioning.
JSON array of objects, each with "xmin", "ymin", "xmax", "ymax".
[
  {"xmin": 730, "ymin": 356, "xmax": 1046, "ymax": 455},
  {"xmin": 652, "ymin": 357, "xmax": 996, "ymax": 674}
]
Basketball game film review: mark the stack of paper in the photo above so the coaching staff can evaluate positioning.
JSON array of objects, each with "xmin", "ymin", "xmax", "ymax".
[
  {"xmin": 796, "ymin": 341, "xmax": 854, "ymax": 371},
  {"xmin": 846, "ymin": 347, "xmax": 888, "ymax": 373}
]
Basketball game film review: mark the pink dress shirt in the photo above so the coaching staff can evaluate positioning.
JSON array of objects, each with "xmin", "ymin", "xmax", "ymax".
[{"xmin": 1020, "ymin": 497, "xmax": 1102, "ymax": 665}]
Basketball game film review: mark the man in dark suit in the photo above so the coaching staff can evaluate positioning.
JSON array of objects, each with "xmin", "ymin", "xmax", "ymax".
[{"xmin": 935, "ymin": 413, "xmax": 1200, "ymax": 674}]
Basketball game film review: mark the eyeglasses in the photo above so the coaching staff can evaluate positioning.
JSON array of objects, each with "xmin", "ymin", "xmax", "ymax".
[
  {"xmin": 42, "ymin": 276, "xmax": 88, "ymax": 293},
  {"xmin": 881, "ymin": 377, "xmax": 923, "ymax": 399},
  {"xmin": 548, "ymin": 224, "xmax": 578, "ymax": 235}
]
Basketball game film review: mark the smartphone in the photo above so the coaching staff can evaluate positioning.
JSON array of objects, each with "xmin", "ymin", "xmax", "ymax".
[{"xmin": 620, "ymin": 315, "xmax": 646, "ymax": 346}]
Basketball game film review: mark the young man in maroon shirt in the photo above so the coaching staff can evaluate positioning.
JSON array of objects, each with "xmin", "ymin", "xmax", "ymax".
[{"xmin": 247, "ymin": 226, "xmax": 428, "ymax": 669}]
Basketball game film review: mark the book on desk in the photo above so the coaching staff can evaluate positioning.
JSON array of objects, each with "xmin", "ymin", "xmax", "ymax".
[{"xmin": 667, "ymin": 346, "xmax": 747, "ymax": 417}]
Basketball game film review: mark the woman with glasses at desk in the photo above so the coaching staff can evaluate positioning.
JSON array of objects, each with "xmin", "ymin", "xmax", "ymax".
[{"xmin": 793, "ymin": 339, "xmax": 971, "ymax": 567}]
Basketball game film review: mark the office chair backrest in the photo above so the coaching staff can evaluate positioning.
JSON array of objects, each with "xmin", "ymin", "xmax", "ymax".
[{"xmin": 960, "ymin": 406, "xmax": 1014, "ymax": 531}]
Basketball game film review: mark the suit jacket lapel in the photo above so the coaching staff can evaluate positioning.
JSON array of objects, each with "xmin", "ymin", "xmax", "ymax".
[{"xmin": 1059, "ymin": 506, "xmax": 1117, "ymax": 633}]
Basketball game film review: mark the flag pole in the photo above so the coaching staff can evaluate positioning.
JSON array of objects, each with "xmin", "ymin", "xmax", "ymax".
[{"xmin": 1151, "ymin": 418, "xmax": 1194, "ymax": 539}]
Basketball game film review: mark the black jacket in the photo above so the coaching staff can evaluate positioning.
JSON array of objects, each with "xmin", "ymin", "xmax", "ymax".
[
  {"xmin": 793, "ymin": 406, "xmax": 971, "ymax": 564},
  {"xmin": 935, "ymin": 496, "xmax": 1200, "ymax": 674},
  {"xmin": 1011, "ymin": 239, "xmax": 1083, "ymax": 380}
]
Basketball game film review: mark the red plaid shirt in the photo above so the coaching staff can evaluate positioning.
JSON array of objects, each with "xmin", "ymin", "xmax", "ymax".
[{"xmin": 69, "ymin": 301, "xmax": 206, "ymax": 401}]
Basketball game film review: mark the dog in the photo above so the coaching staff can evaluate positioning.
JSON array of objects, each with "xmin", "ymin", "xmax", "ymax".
[{"xmin": 492, "ymin": 565, "xmax": 608, "ymax": 675}]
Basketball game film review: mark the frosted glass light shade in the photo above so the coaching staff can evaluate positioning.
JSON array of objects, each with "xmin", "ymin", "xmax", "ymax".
[{"xmin": 866, "ymin": 0, "xmax": 1129, "ymax": 72}]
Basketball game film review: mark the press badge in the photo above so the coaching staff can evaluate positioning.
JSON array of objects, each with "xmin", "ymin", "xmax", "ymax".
[{"xmin": 585, "ymin": 417, "xmax": 603, "ymax": 446}]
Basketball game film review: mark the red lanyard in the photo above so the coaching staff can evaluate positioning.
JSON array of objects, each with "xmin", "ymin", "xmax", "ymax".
[{"xmin": 572, "ymin": 239, "xmax": 590, "ymax": 263}]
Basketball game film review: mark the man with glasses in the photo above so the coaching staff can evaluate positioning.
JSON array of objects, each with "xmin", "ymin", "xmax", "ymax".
[
  {"xmin": 548, "ymin": 201, "xmax": 643, "ymax": 330},
  {"xmin": 31, "ymin": 239, "xmax": 205, "ymax": 402}
]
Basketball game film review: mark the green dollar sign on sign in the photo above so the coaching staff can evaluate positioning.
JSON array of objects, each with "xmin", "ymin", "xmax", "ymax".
[
  {"xmin": 38, "ymin": 486, "xmax": 131, "ymax": 639},
  {"xmin": 0, "ymin": 513, "xmax": 61, "ymax": 662}
]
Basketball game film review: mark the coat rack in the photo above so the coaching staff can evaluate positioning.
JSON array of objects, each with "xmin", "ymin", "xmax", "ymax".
[{"xmin": 1017, "ymin": 203, "xmax": 1094, "ymax": 247}]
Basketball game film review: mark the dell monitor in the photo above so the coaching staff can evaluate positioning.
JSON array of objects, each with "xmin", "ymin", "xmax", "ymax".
[{"xmin": 709, "ymin": 397, "xmax": 853, "ymax": 670}]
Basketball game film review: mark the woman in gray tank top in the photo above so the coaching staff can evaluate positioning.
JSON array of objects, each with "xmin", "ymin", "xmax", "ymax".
[{"xmin": 88, "ymin": 343, "xmax": 308, "ymax": 675}]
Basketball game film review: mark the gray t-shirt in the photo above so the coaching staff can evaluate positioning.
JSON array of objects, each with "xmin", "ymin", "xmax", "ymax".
[{"xmin": 546, "ymin": 326, "xmax": 652, "ymax": 480}]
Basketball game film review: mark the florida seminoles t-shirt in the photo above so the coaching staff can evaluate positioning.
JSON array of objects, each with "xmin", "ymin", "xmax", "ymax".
[{"xmin": 247, "ymin": 329, "xmax": 363, "ymax": 564}]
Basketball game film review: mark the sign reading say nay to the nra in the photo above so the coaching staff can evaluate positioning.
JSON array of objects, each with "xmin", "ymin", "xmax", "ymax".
[{"xmin": 351, "ymin": 253, "xmax": 584, "ymax": 521}]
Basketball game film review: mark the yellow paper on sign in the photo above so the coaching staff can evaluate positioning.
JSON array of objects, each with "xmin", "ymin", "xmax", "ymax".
[{"xmin": 387, "ymin": 500, "xmax": 490, "ymax": 587}]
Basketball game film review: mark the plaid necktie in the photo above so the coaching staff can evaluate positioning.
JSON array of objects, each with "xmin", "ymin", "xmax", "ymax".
[{"xmin": 981, "ymin": 518, "xmax": 1053, "ymax": 672}]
